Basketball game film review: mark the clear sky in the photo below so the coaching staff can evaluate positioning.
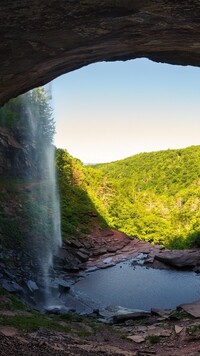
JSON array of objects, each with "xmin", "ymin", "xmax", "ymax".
[{"xmin": 52, "ymin": 58, "xmax": 200, "ymax": 164}]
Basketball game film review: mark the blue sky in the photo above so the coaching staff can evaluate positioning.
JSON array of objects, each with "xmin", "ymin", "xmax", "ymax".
[{"xmin": 52, "ymin": 58, "xmax": 200, "ymax": 163}]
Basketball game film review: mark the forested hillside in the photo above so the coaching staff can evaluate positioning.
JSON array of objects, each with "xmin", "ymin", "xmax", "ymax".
[
  {"xmin": 83, "ymin": 146, "xmax": 200, "ymax": 248},
  {"xmin": 1, "ymin": 96, "xmax": 199, "ymax": 251},
  {"xmin": 56, "ymin": 149, "xmax": 108, "ymax": 240}
]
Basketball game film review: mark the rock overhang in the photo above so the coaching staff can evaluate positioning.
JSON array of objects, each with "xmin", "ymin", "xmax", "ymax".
[{"xmin": 1, "ymin": 0, "xmax": 200, "ymax": 105}]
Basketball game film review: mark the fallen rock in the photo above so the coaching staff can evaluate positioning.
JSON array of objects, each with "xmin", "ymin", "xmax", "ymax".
[
  {"xmin": 99, "ymin": 305, "xmax": 150, "ymax": 324},
  {"xmin": 26, "ymin": 280, "xmax": 39, "ymax": 292},
  {"xmin": 2, "ymin": 280, "xmax": 24, "ymax": 293},
  {"xmin": 155, "ymin": 250, "xmax": 200, "ymax": 269},
  {"xmin": 151, "ymin": 308, "xmax": 173, "ymax": 319},
  {"xmin": 50, "ymin": 278, "xmax": 70, "ymax": 293},
  {"xmin": 175, "ymin": 325, "xmax": 184, "ymax": 334},
  {"xmin": 179, "ymin": 299, "xmax": 200, "ymax": 318},
  {"xmin": 45, "ymin": 306, "xmax": 75, "ymax": 315},
  {"xmin": 0, "ymin": 326, "xmax": 18, "ymax": 337},
  {"xmin": 103, "ymin": 257, "xmax": 113, "ymax": 264},
  {"xmin": 127, "ymin": 335, "xmax": 146, "ymax": 343}
]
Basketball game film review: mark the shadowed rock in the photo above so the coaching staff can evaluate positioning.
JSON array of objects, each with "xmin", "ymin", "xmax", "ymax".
[{"xmin": 1, "ymin": 1, "xmax": 200, "ymax": 105}]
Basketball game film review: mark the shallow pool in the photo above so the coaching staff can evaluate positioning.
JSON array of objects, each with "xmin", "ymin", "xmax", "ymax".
[{"xmin": 73, "ymin": 261, "xmax": 200, "ymax": 310}]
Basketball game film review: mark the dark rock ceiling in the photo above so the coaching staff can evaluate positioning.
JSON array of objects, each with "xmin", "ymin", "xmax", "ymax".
[{"xmin": 1, "ymin": 0, "xmax": 200, "ymax": 105}]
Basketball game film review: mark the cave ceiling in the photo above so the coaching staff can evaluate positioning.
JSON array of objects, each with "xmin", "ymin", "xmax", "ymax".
[{"xmin": 1, "ymin": 0, "xmax": 200, "ymax": 105}]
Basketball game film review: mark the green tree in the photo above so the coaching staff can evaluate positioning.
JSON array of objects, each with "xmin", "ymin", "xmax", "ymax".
[{"xmin": 0, "ymin": 87, "xmax": 55, "ymax": 145}]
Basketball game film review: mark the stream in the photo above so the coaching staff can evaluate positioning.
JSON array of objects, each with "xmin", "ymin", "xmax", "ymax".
[{"xmin": 73, "ymin": 259, "xmax": 200, "ymax": 311}]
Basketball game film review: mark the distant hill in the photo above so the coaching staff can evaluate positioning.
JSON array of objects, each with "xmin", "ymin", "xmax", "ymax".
[{"xmin": 83, "ymin": 146, "xmax": 200, "ymax": 248}]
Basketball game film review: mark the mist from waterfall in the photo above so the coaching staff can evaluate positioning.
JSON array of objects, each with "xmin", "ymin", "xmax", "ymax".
[{"xmin": 21, "ymin": 88, "xmax": 62, "ymax": 306}]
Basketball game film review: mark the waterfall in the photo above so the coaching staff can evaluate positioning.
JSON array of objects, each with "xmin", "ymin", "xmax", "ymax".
[{"xmin": 21, "ymin": 88, "xmax": 62, "ymax": 306}]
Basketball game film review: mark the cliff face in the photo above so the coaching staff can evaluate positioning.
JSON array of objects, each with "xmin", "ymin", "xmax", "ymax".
[
  {"xmin": 0, "ymin": 127, "xmax": 40, "ymax": 178},
  {"xmin": 1, "ymin": 1, "xmax": 200, "ymax": 105}
]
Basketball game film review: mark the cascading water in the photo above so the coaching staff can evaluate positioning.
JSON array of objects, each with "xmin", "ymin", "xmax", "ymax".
[{"xmin": 21, "ymin": 87, "xmax": 62, "ymax": 306}]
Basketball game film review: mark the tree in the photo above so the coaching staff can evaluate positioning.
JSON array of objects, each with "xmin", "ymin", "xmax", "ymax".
[
  {"xmin": 0, "ymin": 87, "xmax": 55, "ymax": 178},
  {"xmin": 0, "ymin": 87, "xmax": 55, "ymax": 145}
]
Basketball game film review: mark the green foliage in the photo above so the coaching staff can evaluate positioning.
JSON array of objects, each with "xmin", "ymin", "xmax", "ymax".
[
  {"xmin": 0, "ymin": 216, "xmax": 22, "ymax": 244},
  {"xmin": 83, "ymin": 146, "xmax": 200, "ymax": 248},
  {"xmin": 187, "ymin": 230, "xmax": 200, "ymax": 248},
  {"xmin": 0, "ymin": 314, "xmax": 71, "ymax": 333},
  {"xmin": 148, "ymin": 335, "xmax": 160, "ymax": 344},
  {"xmin": 186, "ymin": 323, "xmax": 200, "ymax": 337},
  {"xmin": 0, "ymin": 88, "xmax": 55, "ymax": 144},
  {"xmin": 0, "ymin": 97, "xmax": 21, "ymax": 128},
  {"xmin": 55, "ymin": 149, "xmax": 108, "ymax": 239}
]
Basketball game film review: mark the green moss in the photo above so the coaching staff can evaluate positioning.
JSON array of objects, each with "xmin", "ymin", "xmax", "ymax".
[
  {"xmin": 170, "ymin": 310, "xmax": 189, "ymax": 320},
  {"xmin": 77, "ymin": 330, "xmax": 92, "ymax": 338},
  {"xmin": 8, "ymin": 296, "xmax": 27, "ymax": 311},
  {"xmin": 148, "ymin": 335, "xmax": 160, "ymax": 344},
  {"xmin": 186, "ymin": 323, "xmax": 200, "ymax": 336},
  {"xmin": 0, "ymin": 314, "xmax": 71, "ymax": 333}
]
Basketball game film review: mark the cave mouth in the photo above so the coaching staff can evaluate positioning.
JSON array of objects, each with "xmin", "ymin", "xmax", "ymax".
[
  {"xmin": 1, "ymin": 1, "xmax": 200, "ymax": 107},
  {"xmin": 52, "ymin": 58, "xmax": 200, "ymax": 164}
]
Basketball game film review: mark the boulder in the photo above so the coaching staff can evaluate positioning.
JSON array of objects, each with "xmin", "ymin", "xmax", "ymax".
[
  {"xmin": 0, "ymin": 326, "xmax": 18, "ymax": 337},
  {"xmin": 155, "ymin": 250, "xmax": 200, "ymax": 269},
  {"xmin": 179, "ymin": 300, "xmax": 200, "ymax": 318},
  {"xmin": 175, "ymin": 325, "xmax": 184, "ymax": 334},
  {"xmin": 103, "ymin": 257, "xmax": 113, "ymax": 264},
  {"xmin": 26, "ymin": 280, "xmax": 39, "ymax": 292},
  {"xmin": 2, "ymin": 280, "xmax": 24, "ymax": 294},
  {"xmin": 99, "ymin": 305, "xmax": 150, "ymax": 324},
  {"xmin": 50, "ymin": 278, "xmax": 70, "ymax": 293},
  {"xmin": 45, "ymin": 306, "xmax": 75, "ymax": 315},
  {"xmin": 113, "ymin": 310, "xmax": 150, "ymax": 324},
  {"xmin": 127, "ymin": 335, "xmax": 146, "ymax": 343}
]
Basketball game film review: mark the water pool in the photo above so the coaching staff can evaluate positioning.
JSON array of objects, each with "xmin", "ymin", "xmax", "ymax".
[{"xmin": 73, "ymin": 261, "xmax": 200, "ymax": 310}]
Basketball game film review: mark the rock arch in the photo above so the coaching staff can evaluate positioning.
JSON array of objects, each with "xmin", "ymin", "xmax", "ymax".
[{"xmin": 1, "ymin": 1, "xmax": 200, "ymax": 105}]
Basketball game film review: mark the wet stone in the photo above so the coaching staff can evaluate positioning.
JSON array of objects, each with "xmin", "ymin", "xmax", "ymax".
[
  {"xmin": 26, "ymin": 280, "xmax": 39, "ymax": 292},
  {"xmin": 2, "ymin": 280, "xmax": 24, "ymax": 293},
  {"xmin": 76, "ymin": 251, "xmax": 89, "ymax": 262},
  {"xmin": 45, "ymin": 306, "xmax": 75, "ymax": 315}
]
